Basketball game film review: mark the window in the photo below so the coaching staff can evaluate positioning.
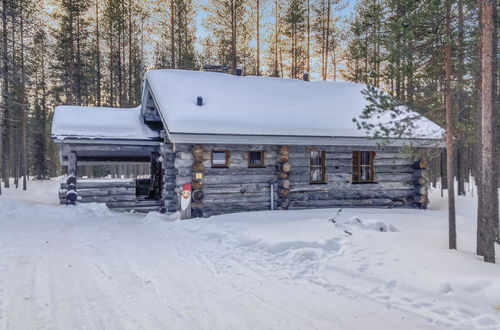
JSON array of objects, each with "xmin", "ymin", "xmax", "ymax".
[
  {"xmin": 352, "ymin": 151, "xmax": 376, "ymax": 183},
  {"xmin": 211, "ymin": 150, "xmax": 230, "ymax": 167},
  {"xmin": 248, "ymin": 151, "xmax": 265, "ymax": 168},
  {"xmin": 310, "ymin": 149, "xmax": 326, "ymax": 183}
]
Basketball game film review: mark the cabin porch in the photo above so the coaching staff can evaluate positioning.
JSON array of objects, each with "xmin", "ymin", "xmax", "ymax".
[{"xmin": 57, "ymin": 140, "xmax": 164, "ymax": 212}]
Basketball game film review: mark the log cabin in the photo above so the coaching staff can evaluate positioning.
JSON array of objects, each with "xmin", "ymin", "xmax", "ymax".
[{"xmin": 51, "ymin": 69, "xmax": 444, "ymax": 216}]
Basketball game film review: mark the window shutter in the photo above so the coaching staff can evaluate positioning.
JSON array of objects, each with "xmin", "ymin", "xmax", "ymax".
[
  {"xmin": 369, "ymin": 151, "xmax": 376, "ymax": 182},
  {"xmin": 352, "ymin": 151, "xmax": 360, "ymax": 183}
]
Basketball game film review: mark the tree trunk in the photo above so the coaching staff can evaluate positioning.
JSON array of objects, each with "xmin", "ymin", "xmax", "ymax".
[
  {"xmin": 445, "ymin": 0, "xmax": 457, "ymax": 250},
  {"xmin": 306, "ymin": 0, "xmax": 310, "ymax": 75},
  {"xmin": 231, "ymin": 0, "xmax": 237, "ymax": 74},
  {"xmin": 19, "ymin": 7, "xmax": 26, "ymax": 190},
  {"xmin": 456, "ymin": 0, "xmax": 466, "ymax": 196},
  {"xmin": 1, "ymin": 0, "xmax": 9, "ymax": 189},
  {"xmin": 96, "ymin": 0, "xmax": 101, "ymax": 106},
  {"xmin": 479, "ymin": 0, "xmax": 496, "ymax": 263},
  {"xmin": 170, "ymin": 0, "xmax": 175, "ymax": 68},
  {"xmin": 256, "ymin": 0, "xmax": 260, "ymax": 75},
  {"xmin": 324, "ymin": 0, "xmax": 331, "ymax": 80}
]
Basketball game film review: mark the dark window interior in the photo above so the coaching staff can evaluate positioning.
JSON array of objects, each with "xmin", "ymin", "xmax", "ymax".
[{"xmin": 249, "ymin": 151, "xmax": 265, "ymax": 167}]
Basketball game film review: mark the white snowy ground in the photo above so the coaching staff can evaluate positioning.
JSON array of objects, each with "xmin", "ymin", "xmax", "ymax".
[{"xmin": 0, "ymin": 179, "xmax": 499, "ymax": 330}]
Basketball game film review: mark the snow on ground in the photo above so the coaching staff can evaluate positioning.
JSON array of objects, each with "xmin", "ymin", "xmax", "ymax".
[{"xmin": 0, "ymin": 179, "xmax": 499, "ymax": 330}]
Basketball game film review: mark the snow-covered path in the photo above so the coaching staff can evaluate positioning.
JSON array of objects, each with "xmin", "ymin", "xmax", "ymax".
[{"xmin": 0, "ymin": 179, "xmax": 499, "ymax": 330}]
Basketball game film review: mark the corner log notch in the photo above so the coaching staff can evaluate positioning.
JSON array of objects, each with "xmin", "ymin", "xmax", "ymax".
[
  {"xmin": 413, "ymin": 160, "xmax": 430, "ymax": 209},
  {"xmin": 191, "ymin": 145, "xmax": 205, "ymax": 217},
  {"xmin": 160, "ymin": 142, "xmax": 176, "ymax": 213},
  {"xmin": 277, "ymin": 146, "xmax": 291, "ymax": 209}
]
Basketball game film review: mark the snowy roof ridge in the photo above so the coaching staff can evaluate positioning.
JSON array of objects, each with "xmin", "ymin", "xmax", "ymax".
[
  {"xmin": 51, "ymin": 105, "xmax": 160, "ymax": 141},
  {"xmin": 146, "ymin": 69, "xmax": 444, "ymax": 140}
]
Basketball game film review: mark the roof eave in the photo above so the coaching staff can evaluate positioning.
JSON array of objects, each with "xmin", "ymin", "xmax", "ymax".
[{"xmin": 167, "ymin": 132, "xmax": 443, "ymax": 147}]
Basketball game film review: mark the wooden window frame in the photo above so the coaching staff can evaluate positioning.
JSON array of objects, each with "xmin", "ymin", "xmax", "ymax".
[
  {"xmin": 211, "ymin": 150, "xmax": 230, "ymax": 168},
  {"xmin": 248, "ymin": 150, "xmax": 265, "ymax": 168},
  {"xmin": 309, "ymin": 149, "xmax": 327, "ymax": 184},
  {"xmin": 352, "ymin": 151, "xmax": 376, "ymax": 184}
]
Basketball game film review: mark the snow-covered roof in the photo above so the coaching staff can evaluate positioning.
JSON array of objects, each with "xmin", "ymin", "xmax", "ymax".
[
  {"xmin": 145, "ymin": 70, "xmax": 444, "ymax": 141},
  {"xmin": 51, "ymin": 106, "xmax": 160, "ymax": 141}
]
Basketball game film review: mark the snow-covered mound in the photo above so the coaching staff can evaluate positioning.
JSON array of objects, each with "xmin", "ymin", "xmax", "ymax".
[{"xmin": 333, "ymin": 216, "xmax": 399, "ymax": 232}]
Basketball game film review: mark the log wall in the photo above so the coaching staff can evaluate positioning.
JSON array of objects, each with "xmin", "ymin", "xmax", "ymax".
[
  {"xmin": 285, "ymin": 145, "xmax": 423, "ymax": 209},
  {"xmin": 169, "ymin": 144, "xmax": 279, "ymax": 217},
  {"xmin": 59, "ymin": 178, "xmax": 162, "ymax": 212},
  {"xmin": 163, "ymin": 144, "xmax": 428, "ymax": 216}
]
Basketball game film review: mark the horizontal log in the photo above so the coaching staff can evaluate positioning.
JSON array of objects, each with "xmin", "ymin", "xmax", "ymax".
[
  {"xmin": 203, "ymin": 183, "xmax": 273, "ymax": 194},
  {"xmin": 287, "ymin": 145, "xmax": 401, "ymax": 153},
  {"xmin": 288, "ymin": 189, "xmax": 414, "ymax": 200},
  {"xmin": 60, "ymin": 179, "xmax": 136, "ymax": 189},
  {"xmin": 202, "ymin": 202, "xmax": 273, "ymax": 214},
  {"xmin": 288, "ymin": 198, "xmax": 412, "ymax": 209},
  {"xmin": 79, "ymin": 194, "xmax": 138, "ymax": 203},
  {"xmin": 289, "ymin": 165, "xmax": 416, "ymax": 174},
  {"xmin": 61, "ymin": 144, "xmax": 159, "ymax": 153},
  {"xmin": 203, "ymin": 196, "xmax": 271, "ymax": 204},
  {"xmin": 204, "ymin": 191, "xmax": 271, "ymax": 198},
  {"xmin": 58, "ymin": 187, "xmax": 135, "ymax": 197},
  {"xmin": 286, "ymin": 151, "xmax": 405, "ymax": 160},
  {"xmin": 174, "ymin": 158, "xmax": 193, "ymax": 168},
  {"xmin": 106, "ymin": 200, "xmax": 164, "ymax": 208},
  {"xmin": 289, "ymin": 158, "xmax": 414, "ymax": 167},
  {"xmin": 288, "ymin": 172, "xmax": 415, "ymax": 184},
  {"xmin": 203, "ymin": 167, "xmax": 276, "ymax": 176},
  {"xmin": 290, "ymin": 181, "xmax": 414, "ymax": 192},
  {"xmin": 202, "ymin": 174, "xmax": 277, "ymax": 185},
  {"xmin": 192, "ymin": 144, "xmax": 278, "ymax": 152}
]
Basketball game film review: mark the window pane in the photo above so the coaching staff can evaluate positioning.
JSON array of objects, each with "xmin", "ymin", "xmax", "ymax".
[
  {"xmin": 212, "ymin": 152, "xmax": 226, "ymax": 165},
  {"xmin": 311, "ymin": 168, "xmax": 322, "ymax": 182},
  {"xmin": 361, "ymin": 151, "xmax": 370, "ymax": 165},
  {"xmin": 249, "ymin": 151, "xmax": 262, "ymax": 165},
  {"xmin": 361, "ymin": 166, "xmax": 371, "ymax": 181},
  {"xmin": 311, "ymin": 150, "xmax": 321, "ymax": 165}
]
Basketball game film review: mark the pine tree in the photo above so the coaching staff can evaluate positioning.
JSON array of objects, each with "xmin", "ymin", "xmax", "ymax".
[
  {"xmin": 203, "ymin": 0, "xmax": 249, "ymax": 73},
  {"xmin": 282, "ymin": 0, "xmax": 306, "ymax": 79}
]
